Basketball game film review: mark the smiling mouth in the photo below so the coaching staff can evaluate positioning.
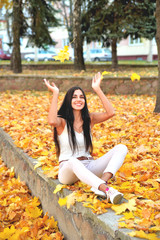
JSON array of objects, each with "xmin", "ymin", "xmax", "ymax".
[{"xmin": 75, "ymin": 103, "xmax": 83, "ymax": 106}]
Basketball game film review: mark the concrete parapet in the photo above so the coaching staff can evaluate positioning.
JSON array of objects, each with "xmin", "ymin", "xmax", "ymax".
[
  {"xmin": 0, "ymin": 127, "xmax": 140, "ymax": 240},
  {"xmin": 0, "ymin": 75, "xmax": 158, "ymax": 95}
]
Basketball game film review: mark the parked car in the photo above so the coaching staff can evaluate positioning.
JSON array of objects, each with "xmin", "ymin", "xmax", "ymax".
[
  {"xmin": 24, "ymin": 49, "xmax": 57, "ymax": 61},
  {"xmin": 0, "ymin": 50, "xmax": 11, "ymax": 60},
  {"xmin": 83, "ymin": 48, "xmax": 112, "ymax": 62}
]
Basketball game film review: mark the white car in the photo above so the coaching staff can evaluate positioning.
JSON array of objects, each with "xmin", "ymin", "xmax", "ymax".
[
  {"xmin": 83, "ymin": 48, "xmax": 112, "ymax": 62},
  {"xmin": 24, "ymin": 49, "xmax": 57, "ymax": 61}
]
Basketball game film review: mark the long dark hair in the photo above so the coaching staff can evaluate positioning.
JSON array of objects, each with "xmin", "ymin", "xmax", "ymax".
[{"xmin": 54, "ymin": 86, "xmax": 93, "ymax": 157}]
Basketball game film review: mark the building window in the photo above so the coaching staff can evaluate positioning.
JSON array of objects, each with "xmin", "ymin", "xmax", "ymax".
[{"xmin": 129, "ymin": 36, "xmax": 143, "ymax": 46}]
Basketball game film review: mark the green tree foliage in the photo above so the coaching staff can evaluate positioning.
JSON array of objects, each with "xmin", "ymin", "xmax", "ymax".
[
  {"xmin": 1, "ymin": 0, "xmax": 60, "ymax": 73},
  {"xmin": 82, "ymin": 0, "xmax": 156, "ymax": 68},
  {"xmin": 125, "ymin": 0, "xmax": 156, "ymax": 40},
  {"xmin": 26, "ymin": 0, "xmax": 59, "ymax": 49}
]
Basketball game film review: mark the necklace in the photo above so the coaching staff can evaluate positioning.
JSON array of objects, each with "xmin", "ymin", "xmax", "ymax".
[{"xmin": 74, "ymin": 124, "xmax": 83, "ymax": 133}]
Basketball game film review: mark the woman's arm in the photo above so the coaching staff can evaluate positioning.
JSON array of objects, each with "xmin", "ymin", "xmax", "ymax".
[
  {"xmin": 43, "ymin": 79, "xmax": 63, "ymax": 128},
  {"xmin": 90, "ymin": 72, "xmax": 115, "ymax": 125}
]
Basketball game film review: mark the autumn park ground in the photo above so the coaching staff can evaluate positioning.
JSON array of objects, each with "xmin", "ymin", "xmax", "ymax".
[{"xmin": 0, "ymin": 64, "xmax": 160, "ymax": 239}]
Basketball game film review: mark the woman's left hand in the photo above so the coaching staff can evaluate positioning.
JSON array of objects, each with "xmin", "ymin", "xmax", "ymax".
[{"xmin": 92, "ymin": 72, "xmax": 102, "ymax": 91}]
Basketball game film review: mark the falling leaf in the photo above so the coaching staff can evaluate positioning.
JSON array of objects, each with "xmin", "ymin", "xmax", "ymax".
[
  {"xmin": 131, "ymin": 73, "xmax": 141, "ymax": 81},
  {"xmin": 54, "ymin": 46, "xmax": 70, "ymax": 62}
]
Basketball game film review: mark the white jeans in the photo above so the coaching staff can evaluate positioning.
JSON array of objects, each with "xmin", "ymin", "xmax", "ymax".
[{"xmin": 58, "ymin": 144, "xmax": 128, "ymax": 190}]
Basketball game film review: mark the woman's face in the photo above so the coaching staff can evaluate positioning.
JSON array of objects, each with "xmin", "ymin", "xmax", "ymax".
[{"xmin": 71, "ymin": 89, "xmax": 85, "ymax": 111}]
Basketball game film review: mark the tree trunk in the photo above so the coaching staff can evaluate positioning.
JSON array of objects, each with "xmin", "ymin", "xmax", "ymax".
[
  {"xmin": 73, "ymin": 0, "xmax": 85, "ymax": 71},
  {"xmin": 154, "ymin": 0, "xmax": 160, "ymax": 112},
  {"xmin": 11, "ymin": 0, "xmax": 22, "ymax": 73},
  {"xmin": 111, "ymin": 38, "xmax": 118, "ymax": 69}
]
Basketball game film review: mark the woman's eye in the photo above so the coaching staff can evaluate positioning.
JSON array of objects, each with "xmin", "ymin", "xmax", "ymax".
[{"xmin": 72, "ymin": 95, "xmax": 84, "ymax": 99}]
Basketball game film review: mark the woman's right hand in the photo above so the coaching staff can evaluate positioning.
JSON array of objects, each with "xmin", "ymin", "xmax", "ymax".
[{"xmin": 43, "ymin": 79, "xmax": 59, "ymax": 94}]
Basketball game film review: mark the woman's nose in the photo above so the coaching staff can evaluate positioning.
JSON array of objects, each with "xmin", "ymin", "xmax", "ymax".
[{"xmin": 76, "ymin": 97, "xmax": 81, "ymax": 100}]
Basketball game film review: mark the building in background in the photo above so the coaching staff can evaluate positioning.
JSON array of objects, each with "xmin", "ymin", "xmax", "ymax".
[
  {"xmin": 117, "ymin": 37, "xmax": 157, "ymax": 61},
  {"xmin": 0, "ymin": 19, "xmax": 10, "ymax": 52}
]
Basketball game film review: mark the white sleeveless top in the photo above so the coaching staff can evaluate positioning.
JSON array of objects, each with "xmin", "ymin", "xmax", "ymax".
[{"xmin": 58, "ymin": 124, "xmax": 92, "ymax": 161}]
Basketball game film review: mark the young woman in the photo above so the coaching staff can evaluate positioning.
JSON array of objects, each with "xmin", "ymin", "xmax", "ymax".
[{"xmin": 44, "ymin": 72, "xmax": 128, "ymax": 204}]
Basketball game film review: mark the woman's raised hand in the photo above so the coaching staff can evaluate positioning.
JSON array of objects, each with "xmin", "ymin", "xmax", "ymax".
[
  {"xmin": 92, "ymin": 72, "xmax": 102, "ymax": 92},
  {"xmin": 43, "ymin": 79, "xmax": 59, "ymax": 94}
]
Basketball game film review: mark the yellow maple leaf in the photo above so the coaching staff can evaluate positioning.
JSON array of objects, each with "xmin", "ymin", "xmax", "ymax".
[
  {"xmin": 50, "ymin": 232, "xmax": 64, "ymax": 240},
  {"xmin": 0, "ymin": 225, "xmax": 16, "ymax": 239},
  {"xmin": 29, "ymin": 196, "xmax": 41, "ymax": 208},
  {"xmin": 58, "ymin": 196, "xmax": 67, "ymax": 206},
  {"xmin": 66, "ymin": 192, "xmax": 77, "ymax": 209},
  {"xmin": 111, "ymin": 199, "xmax": 136, "ymax": 215},
  {"xmin": 46, "ymin": 217, "xmax": 58, "ymax": 230},
  {"xmin": 118, "ymin": 222, "xmax": 128, "ymax": 228},
  {"xmin": 10, "ymin": 227, "xmax": 30, "ymax": 240},
  {"xmin": 44, "ymin": 166, "xmax": 59, "ymax": 178},
  {"xmin": 53, "ymin": 184, "xmax": 65, "ymax": 194},
  {"xmin": 129, "ymin": 230, "xmax": 160, "ymax": 240},
  {"xmin": 25, "ymin": 206, "xmax": 42, "ymax": 219},
  {"xmin": 34, "ymin": 161, "xmax": 44, "ymax": 169},
  {"xmin": 58, "ymin": 192, "xmax": 77, "ymax": 209},
  {"xmin": 118, "ymin": 211, "xmax": 134, "ymax": 221},
  {"xmin": 149, "ymin": 226, "xmax": 160, "ymax": 232},
  {"xmin": 102, "ymin": 71, "xmax": 112, "ymax": 75},
  {"xmin": 83, "ymin": 202, "xmax": 96, "ymax": 210},
  {"xmin": 101, "ymin": 71, "xmax": 112, "ymax": 79},
  {"xmin": 41, "ymin": 150, "xmax": 49, "ymax": 156},
  {"xmin": 131, "ymin": 73, "xmax": 141, "ymax": 82},
  {"xmin": 41, "ymin": 233, "xmax": 52, "ymax": 240},
  {"xmin": 54, "ymin": 46, "xmax": 70, "ymax": 62}
]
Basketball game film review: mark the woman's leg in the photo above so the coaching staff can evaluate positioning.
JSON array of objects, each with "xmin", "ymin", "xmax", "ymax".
[
  {"xmin": 87, "ymin": 144, "xmax": 128, "ymax": 204},
  {"xmin": 58, "ymin": 158, "xmax": 106, "ymax": 190},
  {"xmin": 58, "ymin": 145, "xmax": 128, "ymax": 204},
  {"xmin": 58, "ymin": 144, "xmax": 128, "ymax": 190},
  {"xmin": 87, "ymin": 144, "xmax": 128, "ymax": 184}
]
